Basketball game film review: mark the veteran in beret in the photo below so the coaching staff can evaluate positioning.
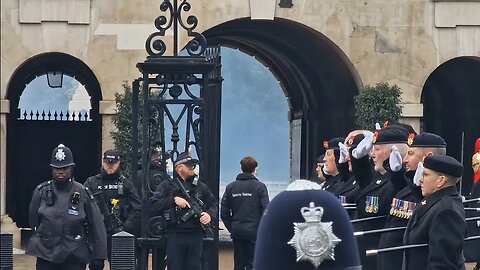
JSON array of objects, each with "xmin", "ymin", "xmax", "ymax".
[
  {"xmin": 403, "ymin": 155, "xmax": 466, "ymax": 270},
  {"xmin": 254, "ymin": 180, "xmax": 361, "ymax": 270},
  {"xmin": 377, "ymin": 132, "xmax": 447, "ymax": 270},
  {"xmin": 322, "ymin": 137, "xmax": 346, "ymax": 194},
  {"xmin": 350, "ymin": 125, "xmax": 409, "ymax": 269}
]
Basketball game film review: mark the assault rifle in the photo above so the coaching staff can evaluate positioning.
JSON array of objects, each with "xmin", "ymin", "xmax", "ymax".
[
  {"xmin": 92, "ymin": 191, "xmax": 123, "ymax": 234},
  {"xmin": 173, "ymin": 176, "xmax": 215, "ymax": 241}
]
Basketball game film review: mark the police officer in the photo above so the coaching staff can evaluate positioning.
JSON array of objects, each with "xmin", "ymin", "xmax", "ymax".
[
  {"xmin": 403, "ymin": 155, "xmax": 465, "ymax": 270},
  {"xmin": 26, "ymin": 144, "xmax": 107, "ymax": 270},
  {"xmin": 150, "ymin": 152, "xmax": 218, "ymax": 270},
  {"xmin": 254, "ymin": 179, "xmax": 362, "ymax": 270},
  {"xmin": 83, "ymin": 149, "xmax": 141, "ymax": 268},
  {"xmin": 221, "ymin": 156, "xmax": 270, "ymax": 270},
  {"xmin": 135, "ymin": 144, "xmax": 172, "ymax": 199}
]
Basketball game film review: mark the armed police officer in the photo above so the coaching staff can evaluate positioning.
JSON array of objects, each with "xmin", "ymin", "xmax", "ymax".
[
  {"xmin": 150, "ymin": 152, "xmax": 218, "ymax": 270},
  {"xmin": 84, "ymin": 149, "xmax": 141, "ymax": 269},
  {"xmin": 27, "ymin": 144, "xmax": 107, "ymax": 270}
]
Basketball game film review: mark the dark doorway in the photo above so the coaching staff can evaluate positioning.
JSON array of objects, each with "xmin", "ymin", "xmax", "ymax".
[
  {"xmin": 204, "ymin": 18, "xmax": 362, "ymax": 179},
  {"xmin": 422, "ymin": 56, "xmax": 480, "ymax": 195},
  {"xmin": 6, "ymin": 52, "xmax": 102, "ymax": 227}
]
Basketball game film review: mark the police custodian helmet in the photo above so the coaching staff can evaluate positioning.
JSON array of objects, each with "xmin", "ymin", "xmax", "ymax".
[
  {"xmin": 50, "ymin": 144, "xmax": 75, "ymax": 168},
  {"xmin": 254, "ymin": 180, "xmax": 361, "ymax": 270}
]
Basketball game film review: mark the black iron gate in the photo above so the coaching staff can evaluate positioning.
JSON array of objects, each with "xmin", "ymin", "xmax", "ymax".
[
  {"xmin": 132, "ymin": 1, "xmax": 222, "ymax": 269},
  {"xmin": 7, "ymin": 110, "xmax": 101, "ymax": 228}
]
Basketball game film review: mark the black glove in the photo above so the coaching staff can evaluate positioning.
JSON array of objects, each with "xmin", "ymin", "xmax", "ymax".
[{"xmin": 89, "ymin": 259, "xmax": 105, "ymax": 270}]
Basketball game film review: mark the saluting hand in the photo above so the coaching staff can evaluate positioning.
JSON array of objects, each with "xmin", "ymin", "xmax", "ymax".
[
  {"xmin": 175, "ymin": 197, "xmax": 191, "ymax": 208},
  {"xmin": 199, "ymin": 212, "xmax": 211, "ymax": 225}
]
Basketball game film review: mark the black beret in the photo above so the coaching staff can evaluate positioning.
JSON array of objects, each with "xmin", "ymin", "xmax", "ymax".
[
  {"xmin": 407, "ymin": 132, "xmax": 446, "ymax": 148},
  {"xmin": 174, "ymin": 152, "xmax": 199, "ymax": 167},
  {"xmin": 423, "ymin": 155, "xmax": 463, "ymax": 178},
  {"xmin": 346, "ymin": 133, "xmax": 365, "ymax": 148},
  {"xmin": 254, "ymin": 180, "xmax": 361, "ymax": 270},
  {"xmin": 325, "ymin": 137, "xmax": 345, "ymax": 150},
  {"xmin": 388, "ymin": 122, "xmax": 417, "ymax": 135},
  {"xmin": 372, "ymin": 126, "xmax": 409, "ymax": 145}
]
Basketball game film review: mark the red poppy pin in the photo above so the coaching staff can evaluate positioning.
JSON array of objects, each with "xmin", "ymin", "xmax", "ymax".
[
  {"xmin": 407, "ymin": 133, "xmax": 415, "ymax": 146},
  {"xmin": 372, "ymin": 131, "xmax": 379, "ymax": 144},
  {"xmin": 323, "ymin": 140, "xmax": 329, "ymax": 149}
]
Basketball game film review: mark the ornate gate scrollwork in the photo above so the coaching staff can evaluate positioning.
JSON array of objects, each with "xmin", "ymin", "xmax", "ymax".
[{"xmin": 132, "ymin": 1, "xmax": 222, "ymax": 269}]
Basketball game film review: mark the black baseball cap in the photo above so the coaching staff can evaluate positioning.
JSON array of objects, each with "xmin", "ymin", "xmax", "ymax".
[{"xmin": 103, "ymin": 149, "xmax": 120, "ymax": 163}]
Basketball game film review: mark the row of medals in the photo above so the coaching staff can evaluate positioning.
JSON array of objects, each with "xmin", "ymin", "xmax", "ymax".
[
  {"xmin": 365, "ymin": 196, "xmax": 379, "ymax": 214},
  {"xmin": 389, "ymin": 198, "xmax": 416, "ymax": 219}
]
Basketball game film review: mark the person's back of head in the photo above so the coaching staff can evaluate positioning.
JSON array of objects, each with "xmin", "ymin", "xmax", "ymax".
[{"xmin": 241, "ymin": 156, "xmax": 258, "ymax": 174}]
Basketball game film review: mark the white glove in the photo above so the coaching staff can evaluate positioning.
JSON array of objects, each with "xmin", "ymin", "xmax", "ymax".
[
  {"xmin": 389, "ymin": 145, "xmax": 403, "ymax": 172},
  {"xmin": 413, "ymin": 162, "xmax": 423, "ymax": 186},
  {"xmin": 338, "ymin": 142, "xmax": 349, "ymax": 164},
  {"xmin": 352, "ymin": 131, "xmax": 374, "ymax": 159},
  {"xmin": 375, "ymin": 122, "xmax": 381, "ymax": 130}
]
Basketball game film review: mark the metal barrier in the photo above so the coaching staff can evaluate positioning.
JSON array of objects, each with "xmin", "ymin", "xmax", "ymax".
[
  {"xmin": 0, "ymin": 232, "xmax": 13, "ymax": 270},
  {"xmin": 111, "ymin": 231, "xmax": 136, "ymax": 270}
]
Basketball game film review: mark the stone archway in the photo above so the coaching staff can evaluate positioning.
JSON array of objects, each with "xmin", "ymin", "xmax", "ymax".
[
  {"xmin": 422, "ymin": 56, "xmax": 480, "ymax": 195},
  {"xmin": 6, "ymin": 52, "xmax": 103, "ymax": 228},
  {"xmin": 203, "ymin": 18, "xmax": 362, "ymax": 178}
]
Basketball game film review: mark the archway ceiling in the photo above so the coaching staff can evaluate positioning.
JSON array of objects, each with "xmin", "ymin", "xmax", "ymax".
[{"xmin": 204, "ymin": 18, "xmax": 359, "ymax": 119}]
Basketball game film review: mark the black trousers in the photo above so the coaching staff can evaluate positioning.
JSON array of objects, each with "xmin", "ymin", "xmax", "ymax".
[
  {"xmin": 36, "ymin": 257, "xmax": 86, "ymax": 270},
  {"xmin": 166, "ymin": 231, "xmax": 203, "ymax": 270},
  {"xmin": 233, "ymin": 239, "xmax": 255, "ymax": 270}
]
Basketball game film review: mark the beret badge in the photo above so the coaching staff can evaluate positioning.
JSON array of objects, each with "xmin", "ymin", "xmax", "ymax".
[
  {"xmin": 372, "ymin": 131, "xmax": 379, "ymax": 144},
  {"xmin": 347, "ymin": 136, "xmax": 354, "ymax": 146},
  {"xmin": 407, "ymin": 133, "xmax": 415, "ymax": 146}
]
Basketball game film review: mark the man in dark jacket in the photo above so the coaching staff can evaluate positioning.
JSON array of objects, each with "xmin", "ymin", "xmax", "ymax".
[
  {"xmin": 403, "ymin": 155, "xmax": 466, "ymax": 270},
  {"xmin": 377, "ymin": 132, "xmax": 446, "ymax": 270},
  {"xmin": 27, "ymin": 144, "xmax": 107, "ymax": 270},
  {"xmin": 322, "ymin": 138, "xmax": 345, "ymax": 194},
  {"xmin": 84, "ymin": 149, "xmax": 141, "ymax": 268},
  {"xmin": 150, "ymin": 152, "xmax": 218, "ymax": 270},
  {"xmin": 221, "ymin": 156, "xmax": 270, "ymax": 270}
]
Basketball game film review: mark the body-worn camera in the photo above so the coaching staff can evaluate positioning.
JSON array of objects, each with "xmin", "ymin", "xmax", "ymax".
[{"xmin": 70, "ymin": 192, "xmax": 80, "ymax": 205}]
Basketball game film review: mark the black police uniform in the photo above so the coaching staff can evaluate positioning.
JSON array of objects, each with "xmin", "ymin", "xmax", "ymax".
[
  {"xmin": 150, "ymin": 173, "xmax": 218, "ymax": 270},
  {"xmin": 84, "ymin": 169, "xmax": 141, "ymax": 259},
  {"xmin": 26, "ymin": 145, "xmax": 107, "ymax": 270},
  {"xmin": 403, "ymin": 156, "xmax": 466, "ymax": 270},
  {"xmin": 254, "ymin": 180, "xmax": 362, "ymax": 270},
  {"xmin": 220, "ymin": 172, "xmax": 270, "ymax": 270}
]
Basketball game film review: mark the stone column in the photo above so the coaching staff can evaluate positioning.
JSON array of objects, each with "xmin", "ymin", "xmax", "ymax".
[{"xmin": 0, "ymin": 99, "xmax": 21, "ymax": 248}]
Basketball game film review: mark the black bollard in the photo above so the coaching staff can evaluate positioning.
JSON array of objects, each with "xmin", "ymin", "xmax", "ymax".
[
  {"xmin": 0, "ymin": 232, "xmax": 13, "ymax": 270},
  {"xmin": 111, "ymin": 231, "xmax": 136, "ymax": 270}
]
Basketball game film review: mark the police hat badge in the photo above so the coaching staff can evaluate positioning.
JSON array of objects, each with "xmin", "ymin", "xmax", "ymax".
[{"xmin": 254, "ymin": 180, "xmax": 361, "ymax": 270}]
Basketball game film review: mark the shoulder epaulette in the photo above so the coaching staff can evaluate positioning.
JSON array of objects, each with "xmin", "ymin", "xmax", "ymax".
[{"xmin": 36, "ymin": 180, "xmax": 52, "ymax": 190}]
